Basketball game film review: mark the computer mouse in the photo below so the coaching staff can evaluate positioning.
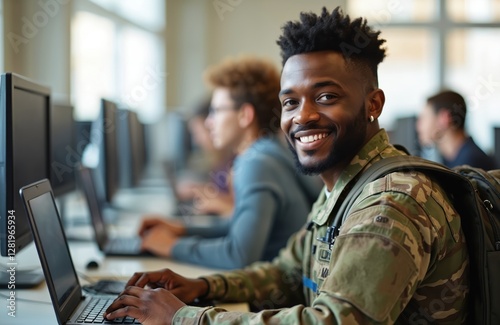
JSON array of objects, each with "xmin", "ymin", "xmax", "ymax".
[{"xmin": 86, "ymin": 260, "xmax": 99, "ymax": 270}]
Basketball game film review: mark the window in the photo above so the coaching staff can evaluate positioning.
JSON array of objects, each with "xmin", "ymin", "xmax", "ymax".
[
  {"xmin": 348, "ymin": 0, "xmax": 500, "ymax": 153},
  {"xmin": 71, "ymin": 0, "xmax": 165, "ymax": 122}
]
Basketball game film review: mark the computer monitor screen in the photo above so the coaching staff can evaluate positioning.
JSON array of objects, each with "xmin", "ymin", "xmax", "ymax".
[
  {"xmin": 93, "ymin": 99, "xmax": 120, "ymax": 203},
  {"xmin": 50, "ymin": 103, "xmax": 76, "ymax": 196},
  {"xmin": 164, "ymin": 111, "xmax": 192, "ymax": 172},
  {"xmin": 74, "ymin": 120, "xmax": 92, "ymax": 160},
  {"xmin": 0, "ymin": 72, "xmax": 50, "ymax": 257},
  {"xmin": 130, "ymin": 111, "xmax": 148, "ymax": 186},
  {"xmin": 117, "ymin": 109, "xmax": 147, "ymax": 188},
  {"xmin": 390, "ymin": 115, "xmax": 421, "ymax": 157}
]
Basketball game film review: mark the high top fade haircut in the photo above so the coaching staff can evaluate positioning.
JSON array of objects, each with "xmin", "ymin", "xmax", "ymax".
[
  {"xmin": 276, "ymin": 7, "xmax": 387, "ymax": 88},
  {"xmin": 204, "ymin": 55, "xmax": 281, "ymax": 135}
]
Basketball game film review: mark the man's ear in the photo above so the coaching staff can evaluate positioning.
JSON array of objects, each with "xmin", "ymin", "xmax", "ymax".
[
  {"xmin": 437, "ymin": 109, "xmax": 452, "ymax": 128},
  {"xmin": 238, "ymin": 103, "xmax": 256, "ymax": 128},
  {"xmin": 366, "ymin": 88, "xmax": 385, "ymax": 120}
]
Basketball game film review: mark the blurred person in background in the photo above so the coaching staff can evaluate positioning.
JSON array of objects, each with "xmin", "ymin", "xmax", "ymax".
[
  {"xmin": 417, "ymin": 89, "xmax": 497, "ymax": 170},
  {"xmin": 175, "ymin": 96, "xmax": 235, "ymax": 217}
]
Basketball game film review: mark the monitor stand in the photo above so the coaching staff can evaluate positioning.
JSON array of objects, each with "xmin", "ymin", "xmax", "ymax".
[
  {"xmin": 0, "ymin": 243, "xmax": 45, "ymax": 289},
  {"xmin": 0, "ymin": 269, "xmax": 44, "ymax": 289}
]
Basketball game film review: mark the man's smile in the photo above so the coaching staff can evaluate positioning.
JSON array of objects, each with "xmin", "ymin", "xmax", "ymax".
[{"xmin": 293, "ymin": 129, "xmax": 332, "ymax": 150}]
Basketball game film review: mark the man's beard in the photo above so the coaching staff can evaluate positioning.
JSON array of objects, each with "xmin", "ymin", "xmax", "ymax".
[{"xmin": 288, "ymin": 104, "xmax": 368, "ymax": 175}]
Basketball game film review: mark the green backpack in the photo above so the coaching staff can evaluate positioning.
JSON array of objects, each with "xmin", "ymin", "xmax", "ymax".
[{"xmin": 333, "ymin": 155, "xmax": 500, "ymax": 324}]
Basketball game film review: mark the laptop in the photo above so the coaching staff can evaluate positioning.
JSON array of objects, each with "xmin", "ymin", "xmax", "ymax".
[
  {"xmin": 19, "ymin": 178, "xmax": 141, "ymax": 324},
  {"xmin": 77, "ymin": 166, "xmax": 147, "ymax": 256}
]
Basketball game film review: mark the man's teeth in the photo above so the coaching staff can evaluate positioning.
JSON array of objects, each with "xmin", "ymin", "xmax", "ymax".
[{"xmin": 299, "ymin": 133, "xmax": 328, "ymax": 143}]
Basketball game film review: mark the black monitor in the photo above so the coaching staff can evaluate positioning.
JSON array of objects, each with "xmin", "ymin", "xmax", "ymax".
[
  {"xmin": 0, "ymin": 72, "xmax": 50, "ymax": 287},
  {"xmin": 165, "ymin": 111, "xmax": 192, "ymax": 172},
  {"xmin": 50, "ymin": 103, "xmax": 77, "ymax": 196},
  {"xmin": 390, "ymin": 115, "xmax": 421, "ymax": 157},
  {"xmin": 130, "ymin": 111, "xmax": 148, "ymax": 186},
  {"xmin": 74, "ymin": 120, "xmax": 93, "ymax": 159},
  {"xmin": 93, "ymin": 99, "xmax": 120, "ymax": 203},
  {"xmin": 117, "ymin": 109, "xmax": 147, "ymax": 189}
]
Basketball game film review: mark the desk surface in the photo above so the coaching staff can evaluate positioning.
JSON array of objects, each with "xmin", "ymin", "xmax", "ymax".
[
  {"xmin": 0, "ymin": 187, "xmax": 247, "ymax": 324},
  {"xmin": 0, "ymin": 240, "xmax": 227, "ymax": 324}
]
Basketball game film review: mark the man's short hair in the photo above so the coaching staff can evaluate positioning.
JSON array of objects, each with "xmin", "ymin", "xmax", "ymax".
[
  {"xmin": 427, "ymin": 90, "xmax": 467, "ymax": 129},
  {"xmin": 276, "ymin": 6, "xmax": 386, "ymax": 88},
  {"xmin": 204, "ymin": 55, "xmax": 281, "ymax": 135}
]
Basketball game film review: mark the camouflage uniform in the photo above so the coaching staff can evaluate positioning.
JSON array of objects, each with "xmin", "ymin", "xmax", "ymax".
[{"xmin": 173, "ymin": 130, "xmax": 470, "ymax": 324}]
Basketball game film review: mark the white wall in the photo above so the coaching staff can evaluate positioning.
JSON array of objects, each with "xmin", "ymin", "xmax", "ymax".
[
  {"xmin": 165, "ymin": 0, "xmax": 346, "ymax": 113},
  {"xmin": 3, "ymin": 0, "xmax": 71, "ymax": 103}
]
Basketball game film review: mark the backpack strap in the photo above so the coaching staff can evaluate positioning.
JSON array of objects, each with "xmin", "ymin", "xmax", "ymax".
[{"xmin": 331, "ymin": 155, "xmax": 462, "ymax": 230}]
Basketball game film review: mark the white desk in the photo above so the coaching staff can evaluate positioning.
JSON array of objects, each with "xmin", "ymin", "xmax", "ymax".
[
  {"xmin": 0, "ymin": 185, "xmax": 248, "ymax": 324},
  {"xmin": 0, "ymin": 238, "xmax": 246, "ymax": 324}
]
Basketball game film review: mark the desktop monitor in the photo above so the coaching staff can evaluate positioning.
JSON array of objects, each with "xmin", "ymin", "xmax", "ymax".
[
  {"xmin": 93, "ymin": 98, "xmax": 120, "ymax": 203},
  {"xmin": 117, "ymin": 109, "xmax": 147, "ymax": 188},
  {"xmin": 0, "ymin": 72, "xmax": 50, "ymax": 258},
  {"xmin": 390, "ymin": 115, "xmax": 421, "ymax": 157},
  {"xmin": 74, "ymin": 120, "xmax": 92, "ymax": 155},
  {"xmin": 164, "ymin": 111, "xmax": 192, "ymax": 172},
  {"xmin": 50, "ymin": 103, "xmax": 77, "ymax": 197}
]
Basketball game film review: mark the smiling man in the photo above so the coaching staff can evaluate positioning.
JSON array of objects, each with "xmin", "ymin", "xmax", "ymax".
[{"xmin": 104, "ymin": 7, "xmax": 469, "ymax": 324}]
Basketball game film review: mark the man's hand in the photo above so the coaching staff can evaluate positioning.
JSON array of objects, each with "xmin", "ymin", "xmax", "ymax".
[
  {"xmin": 140, "ymin": 224, "xmax": 178, "ymax": 257},
  {"xmin": 138, "ymin": 217, "xmax": 187, "ymax": 257},
  {"xmin": 104, "ymin": 269, "xmax": 209, "ymax": 325},
  {"xmin": 138, "ymin": 217, "xmax": 186, "ymax": 237},
  {"xmin": 103, "ymin": 286, "xmax": 185, "ymax": 325},
  {"xmin": 126, "ymin": 268, "xmax": 209, "ymax": 303}
]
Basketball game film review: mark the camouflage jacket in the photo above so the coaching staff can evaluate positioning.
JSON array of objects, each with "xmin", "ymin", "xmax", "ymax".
[{"xmin": 173, "ymin": 130, "xmax": 469, "ymax": 324}]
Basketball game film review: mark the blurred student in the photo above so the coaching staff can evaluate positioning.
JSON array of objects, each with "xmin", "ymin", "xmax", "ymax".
[
  {"xmin": 417, "ymin": 89, "xmax": 497, "ymax": 170},
  {"xmin": 175, "ymin": 96, "xmax": 235, "ymax": 217},
  {"xmin": 139, "ymin": 55, "xmax": 320, "ymax": 269}
]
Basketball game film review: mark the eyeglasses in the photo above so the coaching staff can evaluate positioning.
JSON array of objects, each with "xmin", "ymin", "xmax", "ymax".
[{"xmin": 208, "ymin": 106, "xmax": 236, "ymax": 116}]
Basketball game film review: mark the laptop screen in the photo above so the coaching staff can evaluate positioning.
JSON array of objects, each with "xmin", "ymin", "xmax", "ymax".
[
  {"xmin": 28, "ymin": 191, "xmax": 80, "ymax": 306},
  {"xmin": 78, "ymin": 166, "xmax": 108, "ymax": 249}
]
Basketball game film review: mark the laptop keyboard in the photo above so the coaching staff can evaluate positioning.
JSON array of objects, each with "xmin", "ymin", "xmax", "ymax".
[
  {"xmin": 76, "ymin": 297, "xmax": 140, "ymax": 323},
  {"xmin": 106, "ymin": 237, "xmax": 142, "ymax": 254}
]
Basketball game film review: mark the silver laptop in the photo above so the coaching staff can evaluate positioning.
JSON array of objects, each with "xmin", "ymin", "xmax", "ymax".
[
  {"xmin": 77, "ymin": 166, "xmax": 146, "ymax": 256},
  {"xmin": 19, "ymin": 178, "xmax": 141, "ymax": 324}
]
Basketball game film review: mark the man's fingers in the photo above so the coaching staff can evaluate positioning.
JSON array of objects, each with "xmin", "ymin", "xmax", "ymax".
[{"xmin": 104, "ymin": 287, "xmax": 144, "ymax": 317}]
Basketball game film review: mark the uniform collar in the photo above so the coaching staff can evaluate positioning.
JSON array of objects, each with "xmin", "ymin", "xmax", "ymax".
[{"xmin": 311, "ymin": 129, "xmax": 395, "ymax": 226}]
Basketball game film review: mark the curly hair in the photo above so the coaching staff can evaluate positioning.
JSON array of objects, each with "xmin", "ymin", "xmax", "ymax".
[
  {"xmin": 427, "ymin": 90, "xmax": 467, "ymax": 129},
  {"xmin": 277, "ymin": 7, "xmax": 386, "ymax": 86},
  {"xmin": 204, "ymin": 55, "xmax": 281, "ymax": 135}
]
